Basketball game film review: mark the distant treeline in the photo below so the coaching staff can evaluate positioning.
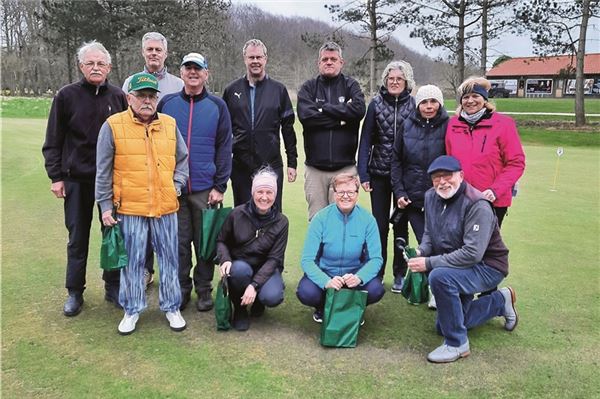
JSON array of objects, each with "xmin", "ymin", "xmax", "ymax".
[{"xmin": 1, "ymin": 0, "xmax": 462, "ymax": 97}]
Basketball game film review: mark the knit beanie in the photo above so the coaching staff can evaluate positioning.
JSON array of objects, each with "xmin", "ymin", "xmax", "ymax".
[
  {"xmin": 251, "ymin": 172, "xmax": 278, "ymax": 196},
  {"xmin": 415, "ymin": 84, "xmax": 444, "ymax": 107}
]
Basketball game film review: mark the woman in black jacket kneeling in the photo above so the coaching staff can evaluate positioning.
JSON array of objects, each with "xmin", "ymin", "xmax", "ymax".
[{"xmin": 216, "ymin": 167, "xmax": 289, "ymax": 331}]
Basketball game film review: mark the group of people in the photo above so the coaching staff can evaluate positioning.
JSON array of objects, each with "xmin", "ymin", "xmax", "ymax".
[{"xmin": 42, "ymin": 30, "xmax": 525, "ymax": 362}]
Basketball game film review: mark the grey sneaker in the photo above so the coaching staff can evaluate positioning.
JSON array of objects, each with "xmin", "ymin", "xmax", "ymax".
[
  {"xmin": 166, "ymin": 310, "xmax": 186, "ymax": 332},
  {"xmin": 427, "ymin": 341, "xmax": 470, "ymax": 363},
  {"xmin": 390, "ymin": 276, "xmax": 404, "ymax": 293},
  {"xmin": 500, "ymin": 286, "xmax": 518, "ymax": 331},
  {"xmin": 428, "ymin": 288, "xmax": 437, "ymax": 310}
]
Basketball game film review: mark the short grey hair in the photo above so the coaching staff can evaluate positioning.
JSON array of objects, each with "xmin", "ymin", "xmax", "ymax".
[
  {"xmin": 319, "ymin": 41, "xmax": 343, "ymax": 59},
  {"xmin": 243, "ymin": 39, "xmax": 267, "ymax": 57},
  {"xmin": 142, "ymin": 32, "xmax": 168, "ymax": 52},
  {"xmin": 77, "ymin": 40, "xmax": 111, "ymax": 64},
  {"xmin": 381, "ymin": 60, "xmax": 415, "ymax": 91}
]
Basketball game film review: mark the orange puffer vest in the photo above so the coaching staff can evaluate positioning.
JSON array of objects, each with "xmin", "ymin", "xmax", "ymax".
[{"xmin": 107, "ymin": 108, "xmax": 179, "ymax": 217}]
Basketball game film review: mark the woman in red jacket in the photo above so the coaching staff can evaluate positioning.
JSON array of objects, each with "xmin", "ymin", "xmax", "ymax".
[{"xmin": 445, "ymin": 77, "xmax": 525, "ymax": 227}]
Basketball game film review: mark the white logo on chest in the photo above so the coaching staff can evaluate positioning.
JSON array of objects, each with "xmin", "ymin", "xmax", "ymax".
[
  {"xmin": 234, "ymin": 92, "xmax": 241, "ymax": 99},
  {"xmin": 473, "ymin": 224, "xmax": 480, "ymax": 232}
]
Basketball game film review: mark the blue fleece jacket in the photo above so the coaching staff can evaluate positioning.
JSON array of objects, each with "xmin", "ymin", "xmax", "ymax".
[
  {"xmin": 301, "ymin": 203, "xmax": 382, "ymax": 288},
  {"xmin": 158, "ymin": 88, "xmax": 232, "ymax": 193}
]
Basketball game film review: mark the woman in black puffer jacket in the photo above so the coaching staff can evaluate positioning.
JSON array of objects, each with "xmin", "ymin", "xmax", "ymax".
[
  {"xmin": 357, "ymin": 60, "xmax": 415, "ymax": 293},
  {"xmin": 390, "ymin": 84, "xmax": 449, "ymax": 245}
]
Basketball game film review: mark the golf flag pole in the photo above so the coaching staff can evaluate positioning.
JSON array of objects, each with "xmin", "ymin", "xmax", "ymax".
[{"xmin": 550, "ymin": 147, "xmax": 564, "ymax": 191}]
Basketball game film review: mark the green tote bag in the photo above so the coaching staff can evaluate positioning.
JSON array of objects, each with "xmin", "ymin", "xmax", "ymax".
[
  {"xmin": 199, "ymin": 204, "xmax": 232, "ymax": 263},
  {"xmin": 100, "ymin": 225, "xmax": 128, "ymax": 271},
  {"xmin": 401, "ymin": 246, "xmax": 429, "ymax": 305},
  {"xmin": 214, "ymin": 277, "xmax": 232, "ymax": 331},
  {"xmin": 320, "ymin": 288, "xmax": 368, "ymax": 348}
]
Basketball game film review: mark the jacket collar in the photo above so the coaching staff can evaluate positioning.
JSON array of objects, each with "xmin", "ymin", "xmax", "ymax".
[
  {"xmin": 127, "ymin": 106, "xmax": 159, "ymax": 126},
  {"xmin": 180, "ymin": 86, "xmax": 208, "ymax": 102},
  {"xmin": 380, "ymin": 86, "xmax": 412, "ymax": 105},
  {"xmin": 411, "ymin": 107, "xmax": 449, "ymax": 127},
  {"xmin": 79, "ymin": 77, "xmax": 109, "ymax": 93}
]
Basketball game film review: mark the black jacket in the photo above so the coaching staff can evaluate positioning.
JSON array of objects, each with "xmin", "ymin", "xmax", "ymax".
[
  {"xmin": 42, "ymin": 78, "xmax": 128, "ymax": 182},
  {"xmin": 297, "ymin": 73, "xmax": 366, "ymax": 171},
  {"xmin": 357, "ymin": 87, "xmax": 414, "ymax": 181},
  {"xmin": 391, "ymin": 107, "xmax": 449, "ymax": 209},
  {"xmin": 216, "ymin": 203, "xmax": 289, "ymax": 288},
  {"xmin": 222, "ymin": 76, "xmax": 297, "ymax": 171}
]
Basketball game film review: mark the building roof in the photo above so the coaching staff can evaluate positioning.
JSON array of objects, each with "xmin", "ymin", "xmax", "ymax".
[{"xmin": 487, "ymin": 53, "xmax": 600, "ymax": 77}]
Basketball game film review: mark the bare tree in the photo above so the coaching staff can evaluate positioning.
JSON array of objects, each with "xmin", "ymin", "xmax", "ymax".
[{"xmin": 515, "ymin": 0, "xmax": 600, "ymax": 126}]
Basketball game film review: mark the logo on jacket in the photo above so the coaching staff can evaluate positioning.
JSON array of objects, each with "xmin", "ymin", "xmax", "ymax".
[
  {"xmin": 338, "ymin": 96, "xmax": 345, "ymax": 103},
  {"xmin": 473, "ymin": 224, "xmax": 480, "ymax": 232},
  {"xmin": 234, "ymin": 92, "xmax": 242, "ymax": 99}
]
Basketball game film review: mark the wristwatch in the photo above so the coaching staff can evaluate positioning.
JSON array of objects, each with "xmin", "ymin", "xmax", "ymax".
[{"xmin": 250, "ymin": 281, "xmax": 259, "ymax": 291}]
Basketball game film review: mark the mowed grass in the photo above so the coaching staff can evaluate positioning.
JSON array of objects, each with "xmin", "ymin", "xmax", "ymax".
[{"xmin": 2, "ymin": 116, "xmax": 600, "ymax": 399}]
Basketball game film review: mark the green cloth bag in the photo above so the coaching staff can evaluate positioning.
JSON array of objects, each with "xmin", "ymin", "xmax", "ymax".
[
  {"xmin": 214, "ymin": 277, "xmax": 232, "ymax": 331},
  {"xmin": 100, "ymin": 225, "xmax": 128, "ymax": 271},
  {"xmin": 401, "ymin": 246, "xmax": 429, "ymax": 305},
  {"xmin": 199, "ymin": 204, "xmax": 232, "ymax": 263},
  {"xmin": 320, "ymin": 288, "xmax": 367, "ymax": 348}
]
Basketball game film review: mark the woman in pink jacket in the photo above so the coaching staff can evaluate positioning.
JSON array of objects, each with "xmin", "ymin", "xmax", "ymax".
[{"xmin": 446, "ymin": 77, "xmax": 525, "ymax": 227}]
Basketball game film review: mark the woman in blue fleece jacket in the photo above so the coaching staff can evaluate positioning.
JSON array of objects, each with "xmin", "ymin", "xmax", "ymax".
[{"xmin": 297, "ymin": 173, "xmax": 384, "ymax": 323}]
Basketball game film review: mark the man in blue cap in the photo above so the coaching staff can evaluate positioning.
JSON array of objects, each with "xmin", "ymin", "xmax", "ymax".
[
  {"xmin": 407, "ymin": 155, "xmax": 518, "ymax": 363},
  {"xmin": 96, "ymin": 72, "xmax": 189, "ymax": 335}
]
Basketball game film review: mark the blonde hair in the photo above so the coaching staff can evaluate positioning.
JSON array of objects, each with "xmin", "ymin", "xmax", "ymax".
[
  {"xmin": 457, "ymin": 76, "xmax": 496, "ymax": 113},
  {"xmin": 332, "ymin": 173, "xmax": 360, "ymax": 192}
]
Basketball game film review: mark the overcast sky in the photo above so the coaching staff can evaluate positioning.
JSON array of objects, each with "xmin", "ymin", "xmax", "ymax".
[{"xmin": 233, "ymin": 0, "xmax": 600, "ymax": 67}]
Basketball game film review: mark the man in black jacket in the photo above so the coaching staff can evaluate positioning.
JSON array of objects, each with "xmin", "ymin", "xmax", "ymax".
[
  {"xmin": 297, "ymin": 41, "xmax": 366, "ymax": 220},
  {"xmin": 42, "ymin": 41, "xmax": 128, "ymax": 317},
  {"xmin": 223, "ymin": 39, "xmax": 297, "ymax": 211}
]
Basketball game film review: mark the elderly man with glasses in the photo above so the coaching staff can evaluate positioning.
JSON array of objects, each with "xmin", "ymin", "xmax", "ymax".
[
  {"xmin": 43, "ymin": 40, "xmax": 128, "ymax": 317},
  {"xmin": 297, "ymin": 173, "xmax": 384, "ymax": 324},
  {"xmin": 96, "ymin": 72, "xmax": 189, "ymax": 335}
]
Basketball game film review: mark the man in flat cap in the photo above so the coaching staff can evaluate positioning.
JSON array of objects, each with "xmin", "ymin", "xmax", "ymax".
[{"xmin": 407, "ymin": 155, "xmax": 518, "ymax": 363}]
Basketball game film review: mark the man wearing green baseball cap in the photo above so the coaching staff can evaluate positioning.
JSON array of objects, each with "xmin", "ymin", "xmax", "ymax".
[{"xmin": 95, "ymin": 71, "xmax": 190, "ymax": 335}]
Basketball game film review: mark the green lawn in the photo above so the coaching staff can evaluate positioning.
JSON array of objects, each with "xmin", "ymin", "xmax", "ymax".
[{"xmin": 2, "ymin": 116, "xmax": 599, "ymax": 398}]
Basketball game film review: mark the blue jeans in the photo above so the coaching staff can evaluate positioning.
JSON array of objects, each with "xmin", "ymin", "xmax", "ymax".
[
  {"xmin": 118, "ymin": 213, "xmax": 181, "ymax": 315},
  {"xmin": 296, "ymin": 274, "xmax": 385, "ymax": 310},
  {"xmin": 228, "ymin": 260, "xmax": 285, "ymax": 307},
  {"xmin": 429, "ymin": 263, "xmax": 505, "ymax": 347}
]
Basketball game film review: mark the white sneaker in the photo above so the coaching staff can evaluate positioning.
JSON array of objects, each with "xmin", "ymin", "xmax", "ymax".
[
  {"xmin": 427, "ymin": 341, "xmax": 470, "ymax": 363},
  {"xmin": 428, "ymin": 288, "xmax": 437, "ymax": 310},
  {"xmin": 118, "ymin": 312, "xmax": 139, "ymax": 335},
  {"xmin": 166, "ymin": 310, "xmax": 186, "ymax": 332}
]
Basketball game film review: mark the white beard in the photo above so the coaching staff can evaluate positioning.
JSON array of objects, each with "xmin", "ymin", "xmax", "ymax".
[{"xmin": 435, "ymin": 185, "xmax": 459, "ymax": 199}]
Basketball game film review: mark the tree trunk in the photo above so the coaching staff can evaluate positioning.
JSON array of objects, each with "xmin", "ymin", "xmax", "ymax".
[
  {"xmin": 457, "ymin": 0, "xmax": 466, "ymax": 84},
  {"xmin": 575, "ymin": 0, "xmax": 590, "ymax": 127},
  {"xmin": 480, "ymin": 0, "xmax": 488, "ymax": 76},
  {"xmin": 368, "ymin": 0, "xmax": 377, "ymax": 96}
]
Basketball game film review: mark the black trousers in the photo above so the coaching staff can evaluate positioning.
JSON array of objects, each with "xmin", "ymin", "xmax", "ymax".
[
  {"xmin": 63, "ymin": 180, "xmax": 119, "ymax": 293},
  {"xmin": 369, "ymin": 175, "xmax": 409, "ymax": 279},
  {"xmin": 231, "ymin": 164, "xmax": 284, "ymax": 211}
]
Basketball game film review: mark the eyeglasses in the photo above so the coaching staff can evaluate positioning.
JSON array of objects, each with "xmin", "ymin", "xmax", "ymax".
[
  {"xmin": 132, "ymin": 93, "xmax": 158, "ymax": 101},
  {"xmin": 82, "ymin": 61, "xmax": 109, "ymax": 69},
  {"xmin": 431, "ymin": 171, "xmax": 455, "ymax": 182},
  {"xmin": 335, "ymin": 190, "xmax": 358, "ymax": 198},
  {"xmin": 387, "ymin": 77, "xmax": 405, "ymax": 83}
]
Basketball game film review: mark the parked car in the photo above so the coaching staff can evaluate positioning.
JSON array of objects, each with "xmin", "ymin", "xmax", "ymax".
[{"xmin": 489, "ymin": 86, "xmax": 511, "ymax": 98}]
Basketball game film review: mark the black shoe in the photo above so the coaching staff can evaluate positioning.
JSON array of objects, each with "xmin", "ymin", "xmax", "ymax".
[
  {"xmin": 63, "ymin": 291, "xmax": 83, "ymax": 317},
  {"xmin": 312, "ymin": 309, "xmax": 323, "ymax": 323},
  {"xmin": 196, "ymin": 290, "xmax": 214, "ymax": 312},
  {"xmin": 104, "ymin": 287, "xmax": 122, "ymax": 309},
  {"xmin": 232, "ymin": 305, "xmax": 249, "ymax": 331},
  {"xmin": 250, "ymin": 301, "xmax": 265, "ymax": 318},
  {"xmin": 180, "ymin": 291, "xmax": 191, "ymax": 311}
]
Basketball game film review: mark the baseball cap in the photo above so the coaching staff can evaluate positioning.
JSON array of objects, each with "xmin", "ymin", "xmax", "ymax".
[
  {"xmin": 181, "ymin": 52, "xmax": 208, "ymax": 69},
  {"xmin": 128, "ymin": 72, "xmax": 160, "ymax": 93},
  {"xmin": 427, "ymin": 155, "xmax": 462, "ymax": 175}
]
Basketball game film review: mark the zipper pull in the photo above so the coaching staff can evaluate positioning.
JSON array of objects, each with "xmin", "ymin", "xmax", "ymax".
[{"xmin": 255, "ymin": 229, "xmax": 259, "ymax": 238}]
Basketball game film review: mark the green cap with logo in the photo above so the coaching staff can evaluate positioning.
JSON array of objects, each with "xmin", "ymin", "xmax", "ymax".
[{"xmin": 128, "ymin": 72, "xmax": 160, "ymax": 93}]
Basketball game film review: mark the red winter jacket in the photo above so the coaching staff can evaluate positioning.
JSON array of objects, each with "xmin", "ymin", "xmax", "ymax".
[{"xmin": 445, "ymin": 112, "xmax": 525, "ymax": 208}]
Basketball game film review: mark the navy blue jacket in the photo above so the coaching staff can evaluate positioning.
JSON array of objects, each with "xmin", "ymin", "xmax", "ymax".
[
  {"xmin": 159, "ymin": 88, "xmax": 232, "ymax": 194},
  {"xmin": 390, "ymin": 107, "xmax": 449, "ymax": 209}
]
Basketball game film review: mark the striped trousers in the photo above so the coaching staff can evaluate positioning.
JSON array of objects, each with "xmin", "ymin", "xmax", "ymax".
[{"xmin": 118, "ymin": 213, "xmax": 181, "ymax": 314}]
